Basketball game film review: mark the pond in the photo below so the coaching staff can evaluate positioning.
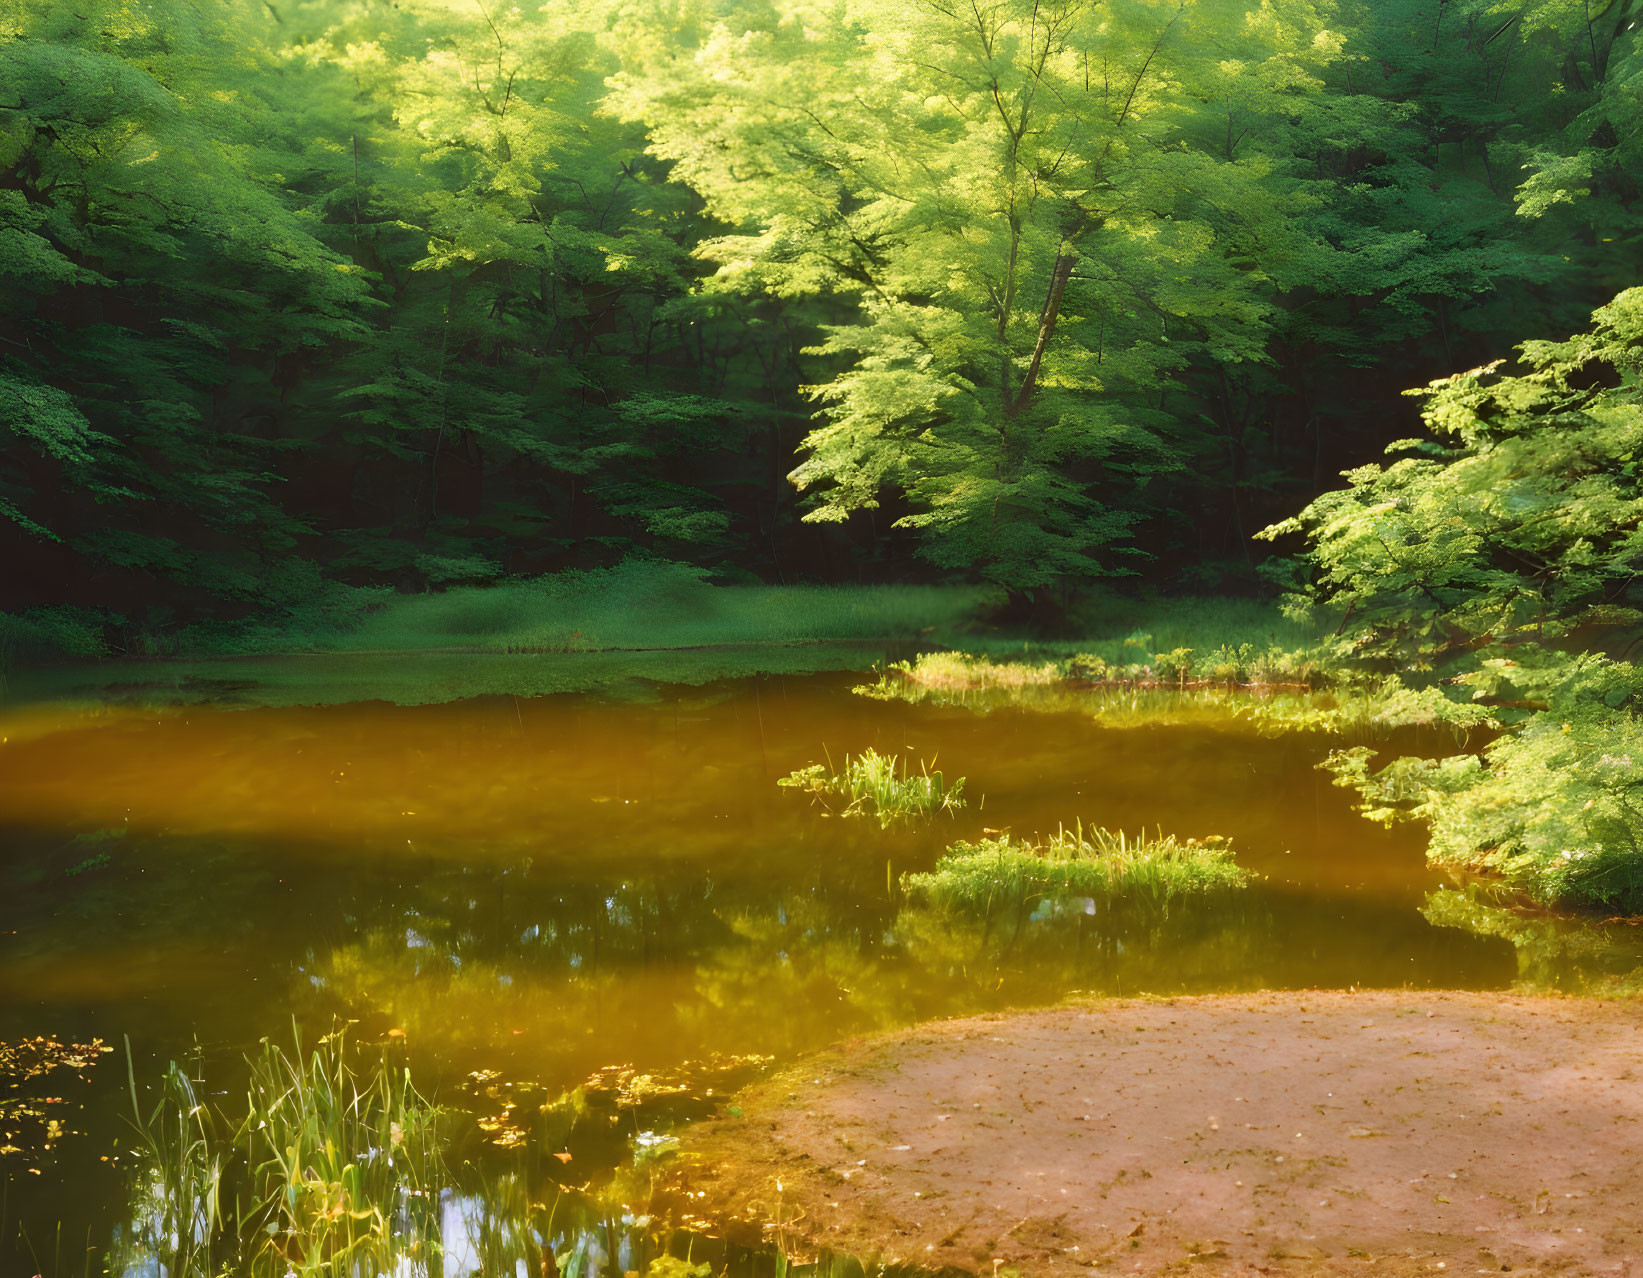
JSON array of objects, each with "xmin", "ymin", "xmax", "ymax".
[{"xmin": 0, "ymin": 662, "xmax": 1625, "ymax": 1274}]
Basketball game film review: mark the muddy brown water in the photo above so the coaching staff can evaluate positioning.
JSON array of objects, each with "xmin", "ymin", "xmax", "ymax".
[{"xmin": 0, "ymin": 666, "xmax": 1587, "ymax": 1268}]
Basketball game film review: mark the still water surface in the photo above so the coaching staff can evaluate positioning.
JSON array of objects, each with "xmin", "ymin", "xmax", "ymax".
[{"xmin": 0, "ymin": 667, "xmax": 1558, "ymax": 1266}]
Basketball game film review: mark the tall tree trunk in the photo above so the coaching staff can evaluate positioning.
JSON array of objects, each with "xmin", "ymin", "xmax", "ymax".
[{"xmin": 1007, "ymin": 251, "xmax": 1076, "ymax": 419}]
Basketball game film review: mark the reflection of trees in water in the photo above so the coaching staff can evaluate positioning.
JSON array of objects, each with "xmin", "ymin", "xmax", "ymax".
[
  {"xmin": 1422, "ymin": 886, "xmax": 1643, "ymax": 993},
  {"xmin": 893, "ymin": 892, "xmax": 1282, "ymax": 999},
  {"xmin": 93, "ymin": 877, "xmax": 1570, "ymax": 1277},
  {"xmin": 314, "ymin": 864, "xmax": 908, "ymax": 1070},
  {"xmin": 311, "ymin": 860, "xmax": 1300, "ymax": 1082},
  {"xmin": 314, "ymin": 856, "xmax": 1526, "ymax": 1101}
]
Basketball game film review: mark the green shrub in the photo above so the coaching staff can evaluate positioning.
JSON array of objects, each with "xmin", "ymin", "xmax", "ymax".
[
  {"xmin": 0, "ymin": 606, "xmax": 109, "ymax": 668},
  {"xmin": 1332, "ymin": 705, "xmax": 1643, "ymax": 913},
  {"xmin": 1326, "ymin": 654, "xmax": 1643, "ymax": 912}
]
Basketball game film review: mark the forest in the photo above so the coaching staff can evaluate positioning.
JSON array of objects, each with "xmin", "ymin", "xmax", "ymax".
[
  {"xmin": 3, "ymin": 1, "xmax": 1643, "ymax": 1273},
  {"xmin": 1, "ymin": 0, "xmax": 1636, "ymax": 630}
]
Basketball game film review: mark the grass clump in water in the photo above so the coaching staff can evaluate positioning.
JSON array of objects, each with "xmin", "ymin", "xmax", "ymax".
[
  {"xmin": 116, "ymin": 1024, "xmax": 443, "ymax": 1277},
  {"xmin": 873, "ymin": 643, "xmax": 1326, "ymax": 698},
  {"xmin": 778, "ymin": 748, "xmax": 967, "ymax": 825},
  {"xmin": 904, "ymin": 824, "xmax": 1250, "ymax": 915},
  {"xmin": 888, "ymin": 651, "xmax": 1064, "ymax": 692}
]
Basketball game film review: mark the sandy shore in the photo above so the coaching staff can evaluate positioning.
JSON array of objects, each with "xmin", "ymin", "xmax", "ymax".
[{"xmin": 668, "ymin": 991, "xmax": 1643, "ymax": 1276}]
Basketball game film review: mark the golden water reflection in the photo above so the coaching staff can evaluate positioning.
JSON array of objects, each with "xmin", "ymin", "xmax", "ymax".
[{"xmin": 0, "ymin": 670, "xmax": 1595, "ymax": 1269}]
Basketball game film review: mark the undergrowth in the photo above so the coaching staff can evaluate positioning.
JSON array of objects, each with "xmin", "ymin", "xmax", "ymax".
[
  {"xmin": 118, "ymin": 561, "xmax": 994, "ymax": 658},
  {"xmin": 0, "ymin": 607, "xmax": 109, "ymax": 672}
]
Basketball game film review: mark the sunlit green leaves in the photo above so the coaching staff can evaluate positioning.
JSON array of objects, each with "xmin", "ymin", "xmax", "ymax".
[
  {"xmin": 1269, "ymin": 289, "xmax": 1643, "ymax": 662},
  {"xmin": 1280, "ymin": 292, "xmax": 1643, "ymax": 910},
  {"xmin": 617, "ymin": 0, "xmax": 1356, "ymax": 590}
]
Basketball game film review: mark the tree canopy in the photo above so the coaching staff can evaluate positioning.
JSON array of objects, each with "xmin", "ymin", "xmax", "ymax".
[{"xmin": 1, "ymin": 0, "xmax": 1638, "ymax": 623}]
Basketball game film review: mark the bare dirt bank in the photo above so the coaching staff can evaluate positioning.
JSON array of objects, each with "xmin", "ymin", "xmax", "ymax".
[{"xmin": 669, "ymin": 991, "xmax": 1643, "ymax": 1276}]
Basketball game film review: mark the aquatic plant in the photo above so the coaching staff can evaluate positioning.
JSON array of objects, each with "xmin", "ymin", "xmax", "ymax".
[
  {"xmin": 885, "ymin": 652, "xmax": 1063, "ymax": 692},
  {"xmin": 853, "ymin": 636, "xmax": 1332, "ymax": 723},
  {"xmin": 778, "ymin": 748, "xmax": 966, "ymax": 825},
  {"xmin": 903, "ymin": 824, "xmax": 1250, "ymax": 915},
  {"xmin": 875, "ymin": 644, "xmax": 1327, "ymax": 696},
  {"xmin": 1068, "ymin": 642, "xmax": 1326, "ymax": 690},
  {"xmin": 240, "ymin": 1027, "xmax": 444, "ymax": 1275},
  {"xmin": 112, "ymin": 1025, "xmax": 444, "ymax": 1278},
  {"xmin": 119, "ymin": 1050, "xmax": 230, "ymax": 1278},
  {"xmin": 100, "ymin": 1025, "xmax": 806, "ymax": 1278}
]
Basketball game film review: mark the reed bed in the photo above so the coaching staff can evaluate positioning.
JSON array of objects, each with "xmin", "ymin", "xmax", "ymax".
[
  {"xmin": 115, "ymin": 1025, "xmax": 442, "ymax": 1277},
  {"xmin": 67, "ymin": 1025, "xmax": 951, "ymax": 1278},
  {"xmin": 877, "ymin": 646, "xmax": 1326, "ymax": 697}
]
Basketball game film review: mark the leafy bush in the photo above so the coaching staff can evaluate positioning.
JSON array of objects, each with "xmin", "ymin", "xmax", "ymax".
[
  {"xmin": 1264, "ymin": 288, "xmax": 1643, "ymax": 666},
  {"xmin": 1265, "ymin": 291, "xmax": 1643, "ymax": 912},
  {"xmin": 1331, "ymin": 700, "xmax": 1643, "ymax": 913},
  {"xmin": 0, "ymin": 606, "xmax": 109, "ymax": 668}
]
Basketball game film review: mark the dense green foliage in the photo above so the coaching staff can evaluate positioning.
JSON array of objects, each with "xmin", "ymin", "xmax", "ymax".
[
  {"xmin": 3, "ymin": 0, "xmax": 1640, "ymax": 636},
  {"xmin": 7, "ymin": 0, "xmax": 1643, "ymax": 919},
  {"xmin": 1266, "ymin": 289, "xmax": 1643, "ymax": 665},
  {"xmin": 1271, "ymin": 291, "xmax": 1643, "ymax": 912}
]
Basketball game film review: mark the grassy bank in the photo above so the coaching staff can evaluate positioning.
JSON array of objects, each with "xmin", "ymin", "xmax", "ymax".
[
  {"xmin": 1, "ymin": 561, "xmax": 997, "ymax": 703},
  {"xmin": 5, "ymin": 569, "xmax": 1317, "ymax": 667},
  {"xmin": 135, "ymin": 563, "xmax": 995, "ymax": 657},
  {"xmin": 4, "ymin": 568, "xmax": 1326, "ymax": 712},
  {"xmin": 3, "ymin": 563, "xmax": 993, "ymax": 667}
]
